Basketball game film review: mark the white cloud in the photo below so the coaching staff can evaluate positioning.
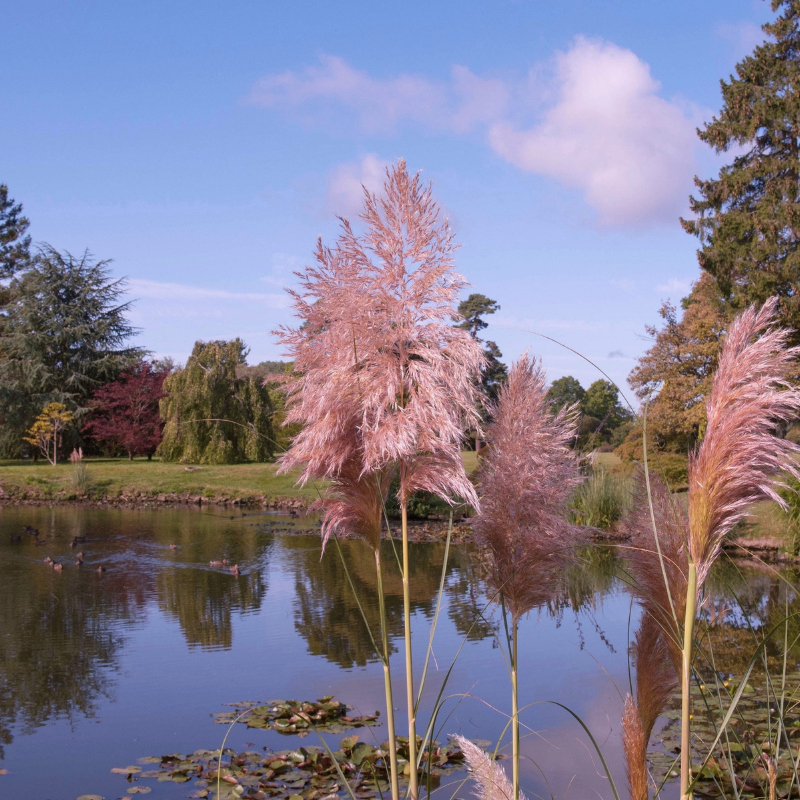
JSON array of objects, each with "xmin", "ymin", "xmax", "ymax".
[
  {"xmin": 656, "ymin": 277, "xmax": 693, "ymax": 295},
  {"xmin": 246, "ymin": 55, "xmax": 506, "ymax": 135},
  {"xmin": 327, "ymin": 154, "xmax": 388, "ymax": 217},
  {"xmin": 249, "ymin": 42, "xmax": 697, "ymax": 228},
  {"xmin": 488, "ymin": 38, "xmax": 697, "ymax": 227}
]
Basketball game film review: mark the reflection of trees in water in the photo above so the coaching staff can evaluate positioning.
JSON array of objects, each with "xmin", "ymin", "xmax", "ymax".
[
  {"xmin": 697, "ymin": 559, "xmax": 800, "ymax": 675},
  {"xmin": 286, "ymin": 539, "xmax": 623, "ymax": 668},
  {"xmin": 0, "ymin": 507, "xmax": 273, "ymax": 753},
  {"xmin": 0, "ymin": 558, "xmax": 143, "ymax": 757},
  {"xmin": 287, "ymin": 537, "xmax": 494, "ymax": 668},
  {"xmin": 157, "ymin": 568, "xmax": 266, "ymax": 649},
  {"xmin": 155, "ymin": 522, "xmax": 271, "ymax": 650}
]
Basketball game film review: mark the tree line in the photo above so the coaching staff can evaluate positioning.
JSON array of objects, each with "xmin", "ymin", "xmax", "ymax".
[
  {"xmin": 0, "ymin": 195, "xmax": 283, "ymax": 463},
  {"xmin": 626, "ymin": 0, "xmax": 800, "ymax": 455}
]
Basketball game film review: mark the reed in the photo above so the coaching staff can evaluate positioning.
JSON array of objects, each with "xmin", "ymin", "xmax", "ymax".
[
  {"xmin": 472, "ymin": 355, "xmax": 582, "ymax": 800},
  {"xmin": 276, "ymin": 160, "xmax": 485, "ymax": 800},
  {"xmin": 681, "ymin": 298, "xmax": 800, "ymax": 799}
]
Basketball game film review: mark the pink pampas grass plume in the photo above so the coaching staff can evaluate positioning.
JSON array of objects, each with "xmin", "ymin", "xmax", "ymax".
[
  {"xmin": 473, "ymin": 354, "xmax": 583, "ymax": 622},
  {"xmin": 452, "ymin": 735, "xmax": 524, "ymax": 800},
  {"xmin": 688, "ymin": 297, "xmax": 800, "ymax": 585},
  {"xmin": 624, "ymin": 468, "xmax": 688, "ymax": 672},
  {"xmin": 622, "ymin": 611, "xmax": 680, "ymax": 800},
  {"xmin": 276, "ymin": 159, "xmax": 485, "ymax": 512}
]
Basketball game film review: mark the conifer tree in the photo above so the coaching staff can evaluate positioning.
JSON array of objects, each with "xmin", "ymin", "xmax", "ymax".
[
  {"xmin": 0, "ymin": 184, "xmax": 30, "ymax": 278},
  {"xmin": 0, "ymin": 246, "xmax": 142, "ymax": 456},
  {"xmin": 158, "ymin": 339, "xmax": 275, "ymax": 464},
  {"xmin": 457, "ymin": 293, "xmax": 508, "ymax": 403},
  {"xmin": 682, "ymin": 0, "xmax": 800, "ymax": 334}
]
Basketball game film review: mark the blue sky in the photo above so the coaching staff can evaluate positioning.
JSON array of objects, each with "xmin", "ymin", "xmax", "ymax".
[{"xmin": 1, "ymin": 0, "xmax": 772, "ymax": 400}]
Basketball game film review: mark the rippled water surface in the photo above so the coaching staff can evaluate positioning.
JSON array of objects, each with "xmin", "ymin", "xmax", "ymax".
[{"xmin": 0, "ymin": 505, "xmax": 795, "ymax": 799}]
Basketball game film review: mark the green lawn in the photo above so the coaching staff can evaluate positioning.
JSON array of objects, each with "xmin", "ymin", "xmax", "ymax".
[
  {"xmin": 0, "ymin": 458, "xmax": 318, "ymax": 502},
  {"xmin": 0, "ymin": 452, "xmax": 481, "ymax": 504}
]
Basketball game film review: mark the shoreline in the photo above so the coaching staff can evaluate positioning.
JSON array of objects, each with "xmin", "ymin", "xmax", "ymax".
[{"xmin": 2, "ymin": 495, "xmax": 798, "ymax": 559}]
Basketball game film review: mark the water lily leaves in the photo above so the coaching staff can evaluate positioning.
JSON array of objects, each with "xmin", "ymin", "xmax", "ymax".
[
  {"xmin": 103, "ymin": 737, "xmax": 466, "ymax": 799},
  {"xmin": 649, "ymin": 669, "xmax": 800, "ymax": 798},
  {"xmin": 214, "ymin": 697, "xmax": 379, "ymax": 736},
  {"xmin": 126, "ymin": 788, "xmax": 151, "ymax": 795},
  {"xmin": 111, "ymin": 766, "xmax": 142, "ymax": 775},
  {"xmin": 76, "ymin": 796, "xmax": 103, "ymax": 800}
]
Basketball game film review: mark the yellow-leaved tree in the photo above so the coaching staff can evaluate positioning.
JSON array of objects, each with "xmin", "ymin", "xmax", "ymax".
[{"xmin": 23, "ymin": 402, "xmax": 74, "ymax": 465}]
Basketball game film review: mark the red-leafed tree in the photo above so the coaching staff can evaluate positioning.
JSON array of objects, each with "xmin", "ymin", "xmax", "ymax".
[{"xmin": 83, "ymin": 361, "xmax": 170, "ymax": 459}]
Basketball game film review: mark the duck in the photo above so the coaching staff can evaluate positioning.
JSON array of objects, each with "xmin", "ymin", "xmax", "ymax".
[
  {"xmin": 76, "ymin": 552, "xmax": 84, "ymax": 559},
  {"xmin": 97, "ymin": 565, "xmax": 106, "ymax": 574},
  {"xmin": 53, "ymin": 563, "xmax": 63, "ymax": 572},
  {"xmin": 230, "ymin": 564, "xmax": 240, "ymax": 576},
  {"xmin": 23, "ymin": 526, "xmax": 39, "ymax": 536},
  {"xmin": 209, "ymin": 559, "xmax": 228, "ymax": 567},
  {"xmin": 75, "ymin": 557, "xmax": 83, "ymax": 566},
  {"xmin": 43, "ymin": 556, "xmax": 53, "ymax": 565},
  {"xmin": 34, "ymin": 538, "xmax": 46, "ymax": 546},
  {"xmin": 169, "ymin": 544, "xmax": 178, "ymax": 550},
  {"xmin": 9, "ymin": 535, "xmax": 21, "ymax": 543}
]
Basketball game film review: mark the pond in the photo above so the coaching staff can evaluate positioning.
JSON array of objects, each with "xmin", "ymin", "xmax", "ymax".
[{"xmin": 0, "ymin": 506, "xmax": 797, "ymax": 800}]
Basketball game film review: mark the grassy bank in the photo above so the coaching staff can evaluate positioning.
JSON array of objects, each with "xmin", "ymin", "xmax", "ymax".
[
  {"xmin": 0, "ymin": 458, "xmax": 319, "ymax": 505},
  {"xmin": 0, "ymin": 452, "xmax": 483, "ymax": 507}
]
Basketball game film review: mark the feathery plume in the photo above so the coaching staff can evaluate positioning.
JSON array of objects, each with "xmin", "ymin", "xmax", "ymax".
[
  {"xmin": 277, "ymin": 159, "xmax": 485, "ymax": 511},
  {"xmin": 276, "ymin": 160, "xmax": 485, "ymax": 800},
  {"xmin": 622, "ymin": 611, "xmax": 680, "ymax": 800},
  {"xmin": 689, "ymin": 297, "xmax": 800, "ymax": 585},
  {"xmin": 474, "ymin": 354, "xmax": 583, "ymax": 623},
  {"xmin": 452, "ymin": 735, "xmax": 524, "ymax": 800},
  {"xmin": 624, "ymin": 468, "xmax": 688, "ymax": 672},
  {"xmin": 472, "ymin": 354, "xmax": 582, "ymax": 800},
  {"xmin": 313, "ymin": 456, "xmax": 395, "ymax": 552}
]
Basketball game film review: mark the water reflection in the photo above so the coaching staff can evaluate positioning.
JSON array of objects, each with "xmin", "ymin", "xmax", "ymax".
[
  {"xmin": 0, "ymin": 536, "xmax": 140, "ymax": 756},
  {"xmin": 0, "ymin": 505, "xmax": 797, "ymax": 800},
  {"xmin": 284, "ymin": 537, "xmax": 450, "ymax": 667}
]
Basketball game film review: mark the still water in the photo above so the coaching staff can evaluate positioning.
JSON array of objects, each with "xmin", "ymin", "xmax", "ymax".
[{"xmin": 0, "ymin": 505, "xmax": 794, "ymax": 800}]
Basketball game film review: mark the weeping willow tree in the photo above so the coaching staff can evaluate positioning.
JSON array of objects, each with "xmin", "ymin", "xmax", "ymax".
[{"xmin": 158, "ymin": 339, "xmax": 275, "ymax": 464}]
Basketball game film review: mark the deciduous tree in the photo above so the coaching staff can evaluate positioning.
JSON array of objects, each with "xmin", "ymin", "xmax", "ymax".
[
  {"xmin": 158, "ymin": 339, "xmax": 274, "ymax": 464},
  {"xmin": 628, "ymin": 273, "xmax": 728, "ymax": 449},
  {"xmin": 83, "ymin": 361, "xmax": 171, "ymax": 459},
  {"xmin": 23, "ymin": 402, "xmax": 74, "ymax": 465}
]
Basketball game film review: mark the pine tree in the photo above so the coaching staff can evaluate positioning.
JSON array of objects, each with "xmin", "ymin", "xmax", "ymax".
[
  {"xmin": 0, "ymin": 246, "xmax": 143, "ymax": 456},
  {"xmin": 158, "ymin": 339, "xmax": 275, "ymax": 464},
  {"xmin": 0, "ymin": 184, "xmax": 30, "ymax": 278},
  {"xmin": 457, "ymin": 293, "xmax": 508, "ymax": 403},
  {"xmin": 681, "ymin": 0, "xmax": 800, "ymax": 334}
]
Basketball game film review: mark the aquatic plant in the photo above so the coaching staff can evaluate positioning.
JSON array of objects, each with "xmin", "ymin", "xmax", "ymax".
[
  {"xmin": 277, "ymin": 160, "xmax": 485, "ymax": 800},
  {"xmin": 472, "ymin": 354, "xmax": 582, "ymax": 800}
]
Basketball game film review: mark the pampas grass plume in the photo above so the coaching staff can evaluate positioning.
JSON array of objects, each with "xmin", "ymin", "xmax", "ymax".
[
  {"xmin": 689, "ymin": 297, "xmax": 800, "ymax": 584},
  {"xmin": 452, "ymin": 735, "xmax": 525, "ymax": 800}
]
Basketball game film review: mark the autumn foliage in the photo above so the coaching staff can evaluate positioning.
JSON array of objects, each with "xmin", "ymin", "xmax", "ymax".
[{"xmin": 83, "ymin": 360, "xmax": 170, "ymax": 460}]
